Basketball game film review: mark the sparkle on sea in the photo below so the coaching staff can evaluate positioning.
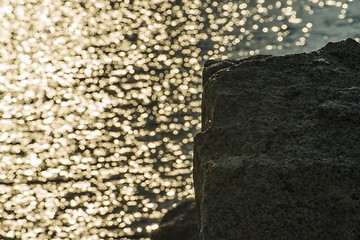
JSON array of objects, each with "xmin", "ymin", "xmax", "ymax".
[{"xmin": 0, "ymin": 0, "xmax": 357, "ymax": 239}]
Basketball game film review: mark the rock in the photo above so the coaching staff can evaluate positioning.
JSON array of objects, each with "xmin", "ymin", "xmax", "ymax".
[
  {"xmin": 193, "ymin": 38, "xmax": 360, "ymax": 240},
  {"xmin": 151, "ymin": 198, "xmax": 199, "ymax": 240}
]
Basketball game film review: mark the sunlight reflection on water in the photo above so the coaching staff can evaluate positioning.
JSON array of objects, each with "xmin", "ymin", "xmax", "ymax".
[{"xmin": 0, "ymin": 0, "xmax": 358, "ymax": 239}]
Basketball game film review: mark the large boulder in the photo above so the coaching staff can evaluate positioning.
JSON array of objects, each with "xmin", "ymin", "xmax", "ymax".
[{"xmin": 193, "ymin": 39, "xmax": 360, "ymax": 240}]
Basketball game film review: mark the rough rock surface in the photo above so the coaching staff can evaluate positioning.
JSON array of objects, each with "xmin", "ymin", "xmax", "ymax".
[
  {"xmin": 151, "ymin": 198, "xmax": 199, "ymax": 240},
  {"xmin": 193, "ymin": 39, "xmax": 360, "ymax": 240}
]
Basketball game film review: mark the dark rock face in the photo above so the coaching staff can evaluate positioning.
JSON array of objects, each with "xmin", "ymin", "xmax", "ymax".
[
  {"xmin": 194, "ymin": 39, "xmax": 360, "ymax": 240},
  {"xmin": 151, "ymin": 198, "xmax": 199, "ymax": 240}
]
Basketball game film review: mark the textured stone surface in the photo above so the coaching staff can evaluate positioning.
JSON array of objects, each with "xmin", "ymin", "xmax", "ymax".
[
  {"xmin": 151, "ymin": 198, "xmax": 199, "ymax": 240},
  {"xmin": 194, "ymin": 39, "xmax": 360, "ymax": 240}
]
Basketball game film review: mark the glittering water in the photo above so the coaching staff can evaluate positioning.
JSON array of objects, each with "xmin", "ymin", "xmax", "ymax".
[{"xmin": 0, "ymin": 0, "xmax": 358, "ymax": 239}]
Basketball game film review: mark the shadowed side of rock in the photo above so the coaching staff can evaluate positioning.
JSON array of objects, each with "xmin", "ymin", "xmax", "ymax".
[{"xmin": 194, "ymin": 38, "xmax": 360, "ymax": 240}]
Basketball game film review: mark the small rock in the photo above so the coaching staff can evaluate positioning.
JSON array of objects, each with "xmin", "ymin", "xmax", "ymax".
[{"xmin": 151, "ymin": 198, "xmax": 199, "ymax": 240}]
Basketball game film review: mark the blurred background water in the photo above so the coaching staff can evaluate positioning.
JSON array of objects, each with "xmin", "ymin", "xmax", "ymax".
[{"xmin": 0, "ymin": 0, "xmax": 359, "ymax": 239}]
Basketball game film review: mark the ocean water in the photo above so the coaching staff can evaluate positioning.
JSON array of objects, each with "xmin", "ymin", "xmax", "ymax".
[{"xmin": 0, "ymin": 0, "xmax": 358, "ymax": 239}]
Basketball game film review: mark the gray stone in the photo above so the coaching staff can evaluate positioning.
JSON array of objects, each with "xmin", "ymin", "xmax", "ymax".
[
  {"xmin": 151, "ymin": 198, "xmax": 199, "ymax": 240},
  {"xmin": 193, "ymin": 39, "xmax": 360, "ymax": 240}
]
